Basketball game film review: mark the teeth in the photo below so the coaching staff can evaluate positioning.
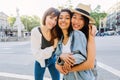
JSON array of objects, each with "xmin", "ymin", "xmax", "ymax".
[
  {"xmin": 74, "ymin": 25, "xmax": 78, "ymax": 28},
  {"xmin": 61, "ymin": 23, "xmax": 66, "ymax": 26}
]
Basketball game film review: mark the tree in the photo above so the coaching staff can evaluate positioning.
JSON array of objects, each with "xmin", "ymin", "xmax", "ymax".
[
  {"xmin": 8, "ymin": 16, "xmax": 16, "ymax": 27},
  {"xmin": 90, "ymin": 5, "xmax": 107, "ymax": 29},
  {"xmin": 21, "ymin": 15, "xmax": 40, "ymax": 32},
  {"xmin": 8, "ymin": 15, "xmax": 40, "ymax": 32},
  {"xmin": 57, "ymin": 0, "xmax": 73, "ymax": 10}
]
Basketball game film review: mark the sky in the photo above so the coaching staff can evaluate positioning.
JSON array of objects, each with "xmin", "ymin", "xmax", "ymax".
[{"xmin": 0, "ymin": 0, "xmax": 119, "ymax": 18}]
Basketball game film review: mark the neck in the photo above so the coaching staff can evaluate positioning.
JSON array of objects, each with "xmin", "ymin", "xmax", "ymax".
[
  {"xmin": 62, "ymin": 30, "xmax": 68, "ymax": 38},
  {"xmin": 41, "ymin": 25, "xmax": 51, "ymax": 33}
]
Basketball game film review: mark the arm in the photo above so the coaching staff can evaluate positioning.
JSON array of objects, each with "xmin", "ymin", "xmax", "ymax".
[
  {"xmin": 70, "ymin": 25, "xmax": 96, "ymax": 72},
  {"xmin": 59, "ymin": 31, "xmax": 87, "ymax": 72},
  {"xmin": 31, "ymin": 28, "xmax": 54, "ymax": 65},
  {"xmin": 55, "ymin": 63, "xmax": 68, "ymax": 75}
]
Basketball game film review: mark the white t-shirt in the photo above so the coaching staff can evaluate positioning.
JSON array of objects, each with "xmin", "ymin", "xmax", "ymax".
[
  {"xmin": 62, "ymin": 37, "xmax": 84, "ymax": 65},
  {"xmin": 62, "ymin": 37, "xmax": 71, "ymax": 53}
]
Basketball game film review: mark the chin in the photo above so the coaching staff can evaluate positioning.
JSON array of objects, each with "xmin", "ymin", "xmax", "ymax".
[{"xmin": 73, "ymin": 28, "xmax": 78, "ymax": 30}]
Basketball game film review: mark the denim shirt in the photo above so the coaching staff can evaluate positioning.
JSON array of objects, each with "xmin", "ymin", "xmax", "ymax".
[
  {"xmin": 55, "ymin": 30, "xmax": 87, "ymax": 57},
  {"xmin": 55, "ymin": 30, "xmax": 95, "ymax": 80}
]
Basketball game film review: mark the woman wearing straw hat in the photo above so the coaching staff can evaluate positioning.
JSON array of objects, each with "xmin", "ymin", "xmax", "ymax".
[{"xmin": 55, "ymin": 3, "xmax": 97, "ymax": 80}]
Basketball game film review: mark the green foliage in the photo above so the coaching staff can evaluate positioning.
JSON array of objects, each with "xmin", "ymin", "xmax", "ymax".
[
  {"xmin": 90, "ymin": 5, "xmax": 107, "ymax": 28},
  {"xmin": 8, "ymin": 17, "xmax": 16, "ymax": 27},
  {"xmin": 8, "ymin": 15, "xmax": 40, "ymax": 32},
  {"xmin": 57, "ymin": 0, "xmax": 73, "ymax": 10},
  {"xmin": 21, "ymin": 15, "xmax": 40, "ymax": 32}
]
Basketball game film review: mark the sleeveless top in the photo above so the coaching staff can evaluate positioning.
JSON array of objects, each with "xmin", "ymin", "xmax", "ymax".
[{"xmin": 38, "ymin": 27, "xmax": 53, "ymax": 49}]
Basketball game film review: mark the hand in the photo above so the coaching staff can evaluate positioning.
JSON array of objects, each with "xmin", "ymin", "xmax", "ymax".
[
  {"xmin": 62, "ymin": 61, "xmax": 72, "ymax": 72},
  {"xmin": 55, "ymin": 63, "xmax": 68, "ymax": 75},
  {"xmin": 60, "ymin": 53, "xmax": 75, "ymax": 66},
  {"xmin": 89, "ymin": 24, "xmax": 97, "ymax": 37}
]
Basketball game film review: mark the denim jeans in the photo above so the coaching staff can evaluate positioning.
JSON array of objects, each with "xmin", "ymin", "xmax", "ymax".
[{"xmin": 34, "ymin": 55, "xmax": 60, "ymax": 80}]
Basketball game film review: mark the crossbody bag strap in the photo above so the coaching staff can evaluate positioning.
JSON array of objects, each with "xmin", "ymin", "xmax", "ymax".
[{"xmin": 74, "ymin": 72, "xmax": 78, "ymax": 80}]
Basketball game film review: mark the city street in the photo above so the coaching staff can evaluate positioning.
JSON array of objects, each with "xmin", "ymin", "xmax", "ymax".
[{"xmin": 0, "ymin": 36, "xmax": 120, "ymax": 80}]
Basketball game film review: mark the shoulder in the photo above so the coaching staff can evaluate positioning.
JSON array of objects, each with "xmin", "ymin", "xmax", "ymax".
[
  {"xmin": 72, "ymin": 30, "xmax": 85, "ymax": 37},
  {"xmin": 31, "ymin": 26, "xmax": 42, "ymax": 37},
  {"xmin": 31, "ymin": 26, "xmax": 41, "ymax": 35},
  {"xmin": 31, "ymin": 26, "xmax": 39, "ymax": 33}
]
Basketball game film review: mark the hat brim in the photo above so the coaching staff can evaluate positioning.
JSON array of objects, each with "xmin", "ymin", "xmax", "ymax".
[{"xmin": 72, "ymin": 9, "xmax": 95, "ymax": 24}]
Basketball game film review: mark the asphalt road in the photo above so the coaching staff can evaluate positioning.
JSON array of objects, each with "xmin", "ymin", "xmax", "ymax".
[{"xmin": 0, "ymin": 36, "xmax": 120, "ymax": 80}]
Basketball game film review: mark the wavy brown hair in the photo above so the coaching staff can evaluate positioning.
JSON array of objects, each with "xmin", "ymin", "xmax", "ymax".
[{"xmin": 42, "ymin": 7, "xmax": 60, "ymax": 44}]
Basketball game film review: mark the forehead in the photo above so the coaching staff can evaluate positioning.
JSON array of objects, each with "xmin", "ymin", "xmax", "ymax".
[
  {"xmin": 73, "ymin": 12, "xmax": 82, "ymax": 17},
  {"xmin": 49, "ymin": 12, "xmax": 58, "ymax": 17},
  {"xmin": 60, "ymin": 12, "xmax": 70, "ymax": 16}
]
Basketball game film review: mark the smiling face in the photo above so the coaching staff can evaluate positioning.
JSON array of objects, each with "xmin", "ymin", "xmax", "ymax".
[
  {"xmin": 45, "ymin": 14, "xmax": 57, "ymax": 30},
  {"xmin": 71, "ymin": 13, "xmax": 85, "ymax": 30},
  {"xmin": 58, "ymin": 12, "xmax": 71, "ymax": 31},
  {"xmin": 42, "ymin": 7, "xmax": 59, "ymax": 30}
]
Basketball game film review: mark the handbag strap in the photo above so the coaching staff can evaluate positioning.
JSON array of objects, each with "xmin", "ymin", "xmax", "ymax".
[{"xmin": 74, "ymin": 72, "xmax": 78, "ymax": 80}]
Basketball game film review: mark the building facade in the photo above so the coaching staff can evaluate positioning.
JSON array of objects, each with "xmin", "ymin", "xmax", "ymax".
[
  {"xmin": 0, "ymin": 12, "xmax": 11, "ymax": 40},
  {"xmin": 106, "ymin": 1, "xmax": 120, "ymax": 32}
]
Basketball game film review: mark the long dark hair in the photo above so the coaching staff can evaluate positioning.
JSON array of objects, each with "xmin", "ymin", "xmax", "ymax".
[
  {"xmin": 42, "ymin": 7, "xmax": 60, "ymax": 44},
  {"xmin": 80, "ymin": 15, "xmax": 89, "ymax": 41},
  {"xmin": 56, "ymin": 9, "xmax": 73, "ymax": 40}
]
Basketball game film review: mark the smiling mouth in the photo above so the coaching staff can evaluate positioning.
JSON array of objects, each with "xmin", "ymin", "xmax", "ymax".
[{"xmin": 73, "ymin": 24, "xmax": 79, "ymax": 28}]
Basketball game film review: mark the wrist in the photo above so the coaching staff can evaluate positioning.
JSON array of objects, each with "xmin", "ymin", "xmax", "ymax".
[{"xmin": 88, "ymin": 36, "xmax": 95, "ymax": 41}]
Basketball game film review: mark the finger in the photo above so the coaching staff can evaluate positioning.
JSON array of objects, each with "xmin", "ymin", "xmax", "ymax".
[
  {"xmin": 62, "ymin": 66, "xmax": 68, "ymax": 75},
  {"xmin": 64, "ymin": 57, "xmax": 74, "ymax": 66},
  {"xmin": 92, "ymin": 25, "xmax": 97, "ymax": 36},
  {"xmin": 68, "ymin": 54, "xmax": 75, "ymax": 61},
  {"xmin": 68, "ymin": 55, "xmax": 75, "ymax": 65},
  {"xmin": 64, "ymin": 62, "xmax": 71, "ymax": 71}
]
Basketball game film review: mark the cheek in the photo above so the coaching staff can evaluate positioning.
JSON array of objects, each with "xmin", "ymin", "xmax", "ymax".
[
  {"xmin": 71, "ymin": 19, "xmax": 74, "ymax": 24},
  {"xmin": 81, "ymin": 21, "xmax": 85, "ymax": 27},
  {"xmin": 53, "ymin": 21, "xmax": 57, "ymax": 26},
  {"xmin": 45, "ymin": 18, "xmax": 49, "ymax": 25}
]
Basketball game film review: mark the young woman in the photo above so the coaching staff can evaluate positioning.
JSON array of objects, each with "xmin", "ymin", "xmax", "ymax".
[
  {"xmin": 31, "ymin": 7, "xmax": 60, "ymax": 80},
  {"xmin": 59, "ymin": 3, "xmax": 97, "ymax": 73},
  {"xmin": 55, "ymin": 8, "xmax": 95, "ymax": 80},
  {"xmin": 67, "ymin": 3, "xmax": 97, "ymax": 80}
]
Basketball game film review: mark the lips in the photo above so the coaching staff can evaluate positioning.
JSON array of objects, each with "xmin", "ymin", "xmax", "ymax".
[
  {"xmin": 73, "ymin": 24, "xmax": 79, "ymax": 28},
  {"xmin": 59, "ymin": 22, "xmax": 67, "ymax": 27}
]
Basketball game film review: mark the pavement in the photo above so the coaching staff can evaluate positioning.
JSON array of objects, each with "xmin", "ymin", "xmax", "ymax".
[
  {"xmin": 0, "ymin": 72, "xmax": 63, "ymax": 80},
  {"xmin": 0, "ymin": 36, "xmax": 30, "ymax": 42},
  {"xmin": 0, "ymin": 36, "xmax": 120, "ymax": 80}
]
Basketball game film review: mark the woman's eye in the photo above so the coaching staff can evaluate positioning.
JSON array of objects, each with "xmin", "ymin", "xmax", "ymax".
[{"xmin": 66, "ymin": 17, "xmax": 70, "ymax": 19}]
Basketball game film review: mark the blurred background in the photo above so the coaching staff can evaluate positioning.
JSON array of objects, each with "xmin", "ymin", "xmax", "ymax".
[{"xmin": 0, "ymin": 0, "xmax": 120, "ymax": 80}]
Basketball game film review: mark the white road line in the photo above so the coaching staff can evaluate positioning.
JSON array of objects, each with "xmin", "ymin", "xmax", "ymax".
[
  {"xmin": 0, "ymin": 72, "xmax": 52, "ymax": 80},
  {"xmin": 0, "ymin": 52, "xmax": 15, "ymax": 54},
  {"xmin": 0, "ymin": 62, "xmax": 119, "ymax": 79},
  {"xmin": 1, "ymin": 48, "xmax": 11, "ymax": 49},
  {"xmin": 0, "ymin": 72, "xmax": 62, "ymax": 80},
  {"xmin": 0, "ymin": 72, "xmax": 33, "ymax": 80},
  {"xmin": 97, "ymin": 62, "xmax": 120, "ymax": 77}
]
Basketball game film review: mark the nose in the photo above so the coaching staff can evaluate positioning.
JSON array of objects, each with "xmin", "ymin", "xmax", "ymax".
[
  {"xmin": 61, "ymin": 18, "xmax": 65, "ymax": 22},
  {"xmin": 74, "ymin": 19, "xmax": 79, "ymax": 24}
]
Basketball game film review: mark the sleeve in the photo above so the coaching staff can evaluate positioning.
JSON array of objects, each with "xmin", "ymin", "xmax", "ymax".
[
  {"xmin": 72, "ymin": 30, "xmax": 87, "ymax": 65},
  {"xmin": 31, "ymin": 28, "xmax": 54, "ymax": 66}
]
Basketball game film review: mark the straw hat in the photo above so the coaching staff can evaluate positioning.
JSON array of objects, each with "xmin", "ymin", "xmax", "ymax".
[{"xmin": 72, "ymin": 3, "xmax": 95, "ymax": 24}]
